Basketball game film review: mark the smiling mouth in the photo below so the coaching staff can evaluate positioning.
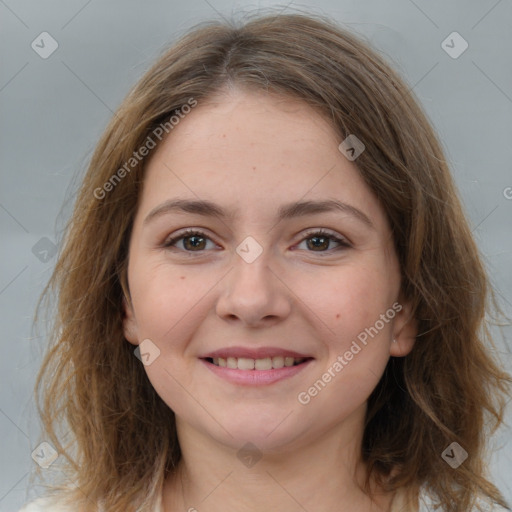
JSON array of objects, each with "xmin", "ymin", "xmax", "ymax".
[{"xmin": 204, "ymin": 356, "xmax": 311, "ymax": 370}]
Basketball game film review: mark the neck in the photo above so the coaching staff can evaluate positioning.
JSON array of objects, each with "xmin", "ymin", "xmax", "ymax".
[{"xmin": 162, "ymin": 405, "xmax": 397, "ymax": 512}]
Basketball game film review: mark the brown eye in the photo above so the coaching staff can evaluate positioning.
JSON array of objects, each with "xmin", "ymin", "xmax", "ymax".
[
  {"xmin": 297, "ymin": 229, "xmax": 351, "ymax": 253},
  {"xmin": 164, "ymin": 229, "xmax": 215, "ymax": 252}
]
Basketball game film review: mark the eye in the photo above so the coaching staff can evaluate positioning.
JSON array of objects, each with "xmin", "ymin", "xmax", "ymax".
[
  {"xmin": 295, "ymin": 228, "xmax": 351, "ymax": 253},
  {"xmin": 163, "ymin": 228, "xmax": 350, "ymax": 254},
  {"xmin": 163, "ymin": 229, "xmax": 217, "ymax": 253}
]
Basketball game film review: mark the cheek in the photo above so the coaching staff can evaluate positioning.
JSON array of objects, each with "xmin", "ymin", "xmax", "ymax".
[
  {"xmin": 129, "ymin": 261, "xmax": 211, "ymax": 344},
  {"xmin": 295, "ymin": 265, "xmax": 396, "ymax": 416},
  {"xmin": 129, "ymin": 264, "xmax": 210, "ymax": 415},
  {"xmin": 296, "ymin": 262, "xmax": 397, "ymax": 338}
]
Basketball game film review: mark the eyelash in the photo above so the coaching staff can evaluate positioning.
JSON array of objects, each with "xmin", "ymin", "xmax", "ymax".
[{"xmin": 162, "ymin": 228, "xmax": 351, "ymax": 255}]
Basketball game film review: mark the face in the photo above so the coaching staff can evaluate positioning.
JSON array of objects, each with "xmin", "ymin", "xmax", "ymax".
[{"xmin": 123, "ymin": 88, "xmax": 416, "ymax": 453}]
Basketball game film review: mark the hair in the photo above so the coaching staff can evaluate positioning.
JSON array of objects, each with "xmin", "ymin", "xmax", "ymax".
[{"xmin": 32, "ymin": 9, "xmax": 511, "ymax": 512}]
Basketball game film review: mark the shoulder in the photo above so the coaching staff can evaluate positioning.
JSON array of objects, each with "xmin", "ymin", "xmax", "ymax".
[
  {"xmin": 418, "ymin": 487, "xmax": 510, "ymax": 512},
  {"xmin": 18, "ymin": 495, "xmax": 79, "ymax": 512},
  {"xmin": 391, "ymin": 485, "xmax": 510, "ymax": 512},
  {"xmin": 18, "ymin": 493, "xmax": 163, "ymax": 512}
]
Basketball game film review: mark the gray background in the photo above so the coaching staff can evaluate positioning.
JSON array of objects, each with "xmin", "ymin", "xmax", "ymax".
[{"xmin": 1, "ymin": 0, "xmax": 511, "ymax": 510}]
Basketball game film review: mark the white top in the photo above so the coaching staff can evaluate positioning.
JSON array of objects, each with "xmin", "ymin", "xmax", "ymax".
[
  {"xmin": 17, "ymin": 492, "xmax": 161, "ymax": 512},
  {"xmin": 18, "ymin": 487, "xmax": 509, "ymax": 512}
]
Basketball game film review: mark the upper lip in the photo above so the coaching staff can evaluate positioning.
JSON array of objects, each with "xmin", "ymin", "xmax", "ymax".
[{"xmin": 201, "ymin": 346, "xmax": 313, "ymax": 359}]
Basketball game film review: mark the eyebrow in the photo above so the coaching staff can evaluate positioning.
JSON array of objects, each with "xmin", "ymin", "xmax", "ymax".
[{"xmin": 143, "ymin": 198, "xmax": 374, "ymax": 229}]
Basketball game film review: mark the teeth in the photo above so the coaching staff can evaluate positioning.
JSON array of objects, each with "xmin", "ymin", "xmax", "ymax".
[
  {"xmin": 272, "ymin": 356, "xmax": 284, "ymax": 369},
  {"xmin": 255, "ymin": 357, "xmax": 272, "ymax": 370},
  {"xmin": 210, "ymin": 356, "xmax": 307, "ymax": 370},
  {"xmin": 284, "ymin": 357, "xmax": 294, "ymax": 367},
  {"xmin": 238, "ymin": 357, "xmax": 255, "ymax": 370}
]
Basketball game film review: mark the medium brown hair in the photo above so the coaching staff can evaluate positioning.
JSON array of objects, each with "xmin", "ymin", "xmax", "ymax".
[{"xmin": 32, "ymin": 9, "xmax": 511, "ymax": 512}]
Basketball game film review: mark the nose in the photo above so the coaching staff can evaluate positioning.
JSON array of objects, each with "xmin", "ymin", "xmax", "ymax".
[{"xmin": 215, "ymin": 248, "xmax": 292, "ymax": 328}]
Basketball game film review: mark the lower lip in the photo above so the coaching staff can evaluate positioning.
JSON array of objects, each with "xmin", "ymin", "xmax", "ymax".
[{"xmin": 200, "ymin": 358, "xmax": 313, "ymax": 386}]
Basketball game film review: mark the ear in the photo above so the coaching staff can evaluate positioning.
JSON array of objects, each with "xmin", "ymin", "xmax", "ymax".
[
  {"xmin": 122, "ymin": 296, "xmax": 140, "ymax": 346},
  {"xmin": 390, "ymin": 295, "xmax": 417, "ymax": 357}
]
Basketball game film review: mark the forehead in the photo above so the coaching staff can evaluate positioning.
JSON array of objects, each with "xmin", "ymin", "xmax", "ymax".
[{"xmin": 137, "ymin": 89, "xmax": 388, "ymax": 232}]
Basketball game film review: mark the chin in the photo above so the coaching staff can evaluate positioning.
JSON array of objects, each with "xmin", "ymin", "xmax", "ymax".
[{"xmin": 206, "ymin": 415, "xmax": 310, "ymax": 454}]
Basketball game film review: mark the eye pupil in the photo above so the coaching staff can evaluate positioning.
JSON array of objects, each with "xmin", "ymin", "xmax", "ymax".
[
  {"xmin": 184, "ymin": 235, "xmax": 206, "ymax": 250},
  {"xmin": 307, "ymin": 236, "xmax": 329, "ymax": 251}
]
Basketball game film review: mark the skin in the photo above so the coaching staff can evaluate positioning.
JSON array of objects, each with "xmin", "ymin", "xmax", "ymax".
[{"xmin": 123, "ymin": 87, "xmax": 417, "ymax": 512}]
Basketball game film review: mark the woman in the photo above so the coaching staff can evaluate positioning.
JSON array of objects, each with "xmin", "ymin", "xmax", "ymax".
[{"xmin": 21, "ymin": 10, "xmax": 511, "ymax": 512}]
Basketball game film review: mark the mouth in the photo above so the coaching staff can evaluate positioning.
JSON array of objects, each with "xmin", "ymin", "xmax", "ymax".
[
  {"xmin": 203, "ymin": 356, "xmax": 312, "ymax": 370},
  {"xmin": 199, "ymin": 346, "xmax": 314, "ymax": 385},
  {"xmin": 200, "ymin": 355, "xmax": 314, "ymax": 386}
]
